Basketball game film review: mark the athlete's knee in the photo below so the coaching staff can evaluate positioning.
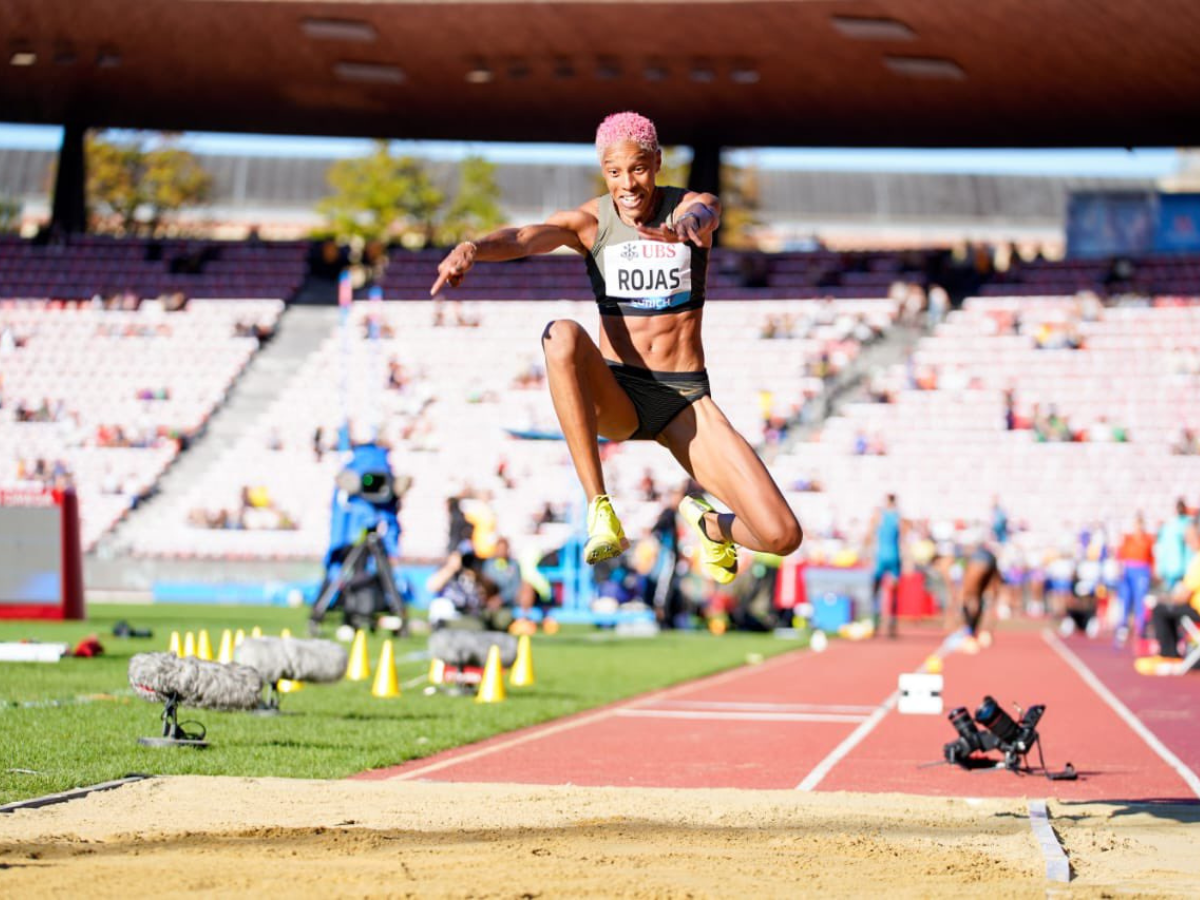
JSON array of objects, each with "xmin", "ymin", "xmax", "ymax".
[
  {"xmin": 758, "ymin": 511, "xmax": 803, "ymax": 556},
  {"xmin": 540, "ymin": 319, "xmax": 584, "ymax": 362}
]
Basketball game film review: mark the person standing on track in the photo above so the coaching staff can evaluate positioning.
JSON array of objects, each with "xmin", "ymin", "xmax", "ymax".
[
  {"xmin": 431, "ymin": 111, "xmax": 802, "ymax": 583},
  {"xmin": 867, "ymin": 494, "xmax": 904, "ymax": 636}
]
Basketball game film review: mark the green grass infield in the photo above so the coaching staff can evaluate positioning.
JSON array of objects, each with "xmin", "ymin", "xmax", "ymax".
[{"xmin": 0, "ymin": 604, "xmax": 803, "ymax": 804}]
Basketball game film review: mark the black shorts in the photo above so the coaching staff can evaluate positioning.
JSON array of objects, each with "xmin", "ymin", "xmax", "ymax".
[{"xmin": 607, "ymin": 361, "xmax": 711, "ymax": 441}]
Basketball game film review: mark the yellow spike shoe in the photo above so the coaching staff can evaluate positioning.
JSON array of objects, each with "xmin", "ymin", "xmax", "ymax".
[
  {"xmin": 584, "ymin": 494, "xmax": 629, "ymax": 565},
  {"xmin": 679, "ymin": 494, "xmax": 738, "ymax": 585}
]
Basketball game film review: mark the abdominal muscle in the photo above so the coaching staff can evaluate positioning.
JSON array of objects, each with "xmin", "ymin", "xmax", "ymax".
[{"xmin": 598, "ymin": 308, "xmax": 705, "ymax": 373}]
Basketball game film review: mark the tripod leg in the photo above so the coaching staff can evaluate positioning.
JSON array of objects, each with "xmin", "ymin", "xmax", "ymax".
[
  {"xmin": 310, "ymin": 545, "xmax": 369, "ymax": 625},
  {"xmin": 369, "ymin": 539, "xmax": 405, "ymax": 616}
]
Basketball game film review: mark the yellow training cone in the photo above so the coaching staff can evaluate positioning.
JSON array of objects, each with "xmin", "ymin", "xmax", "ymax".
[
  {"xmin": 428, "ymin": 657, "xmax": 445, "ymax": 685},
  {"xmin": 168, "ymin": 631, "xmax": 182, "ymax": 657},
  {"xmin": 234, "ymin": 628, "xmax": 246, "ymax": 647},
  {"xmin": 280, "ymin": 627, "xmax": 292, "ymax": 639},
  {"xmin": 278, "ymin": 678, "xmax": 304, "ymax": 693},
  {"xmin": 197, "ymin": 630, "xmax": 214, "ymax": 661},
  {"xmin": 183, "ymin": 632, "xmax": 196, "ymax": 658},
  {"xmin": 217, "ymin": 629, "xmax": 234, "ymax": 663},
  {"xmin": 372, "ymin": 640, "xmax": 400, "ymax": 698},
  {"xmin": 346, "ymin": 629, "xmax": 371, "ymax": 681},
  {"xmin": 510, "ymin": 634, "xmax": 535, "ymax": 687},
  {"xmin": 476, "ymin": 644, "xmax": 506, "ymax": 704},
  {"xmin": 251, "ymin": 626, "xmax": 263, "ymax": 638}
]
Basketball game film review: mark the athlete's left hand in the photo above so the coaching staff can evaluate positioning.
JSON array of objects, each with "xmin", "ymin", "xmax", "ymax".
[{"xmin": 636, "ymin": 214, "xmax": 705, "ymax": 246}]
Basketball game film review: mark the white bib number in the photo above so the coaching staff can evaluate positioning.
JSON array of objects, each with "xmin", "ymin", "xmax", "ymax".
[{"xmin": 603, "ymin": 241, "xmax": 692, "ymax": 310}]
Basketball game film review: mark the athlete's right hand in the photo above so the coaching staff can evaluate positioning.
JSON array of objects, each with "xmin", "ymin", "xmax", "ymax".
[{"xmin": 431, "ymin": 242, "xmax": 478, "ymax": 295}]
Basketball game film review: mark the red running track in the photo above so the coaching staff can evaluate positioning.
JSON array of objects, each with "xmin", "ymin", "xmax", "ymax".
[{"xmin": 356, "ymin": 628, "xmax": 1200, "ymax": 802}]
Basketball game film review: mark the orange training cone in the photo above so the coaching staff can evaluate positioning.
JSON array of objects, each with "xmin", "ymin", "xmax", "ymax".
[
  {"xmin": 197, "ymin": 630, "xmax": 214, "ymax": 661},
  {"xmin": 372, "ymin": 640, "xmax": 400, "ymax": 698},
  {"xmin": 346, "ymin": 629, "xmax": 371, "ymax": 681},
  {"xmin": 183, "ymin": 632, "xmax": 196, "ymax": 658},
  {"xmin": 168, "ymin": 631, "xmax": 182, "ymax": 657},
  {"xmin": 476, "ymin": 644, "xmax": 506, "ymax": 704},
  {"xmin": 510, "ymin": 634, "xmax": 535, "ymax": 687},
  {"xmin": 217, "ymin": 629, "xmax": 234, "ymax": 664}
]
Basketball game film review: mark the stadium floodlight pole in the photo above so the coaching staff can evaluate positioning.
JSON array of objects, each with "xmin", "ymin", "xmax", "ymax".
[{"xmin": 337, "ymin": 268, "xmax": 353, "ymax": 452}]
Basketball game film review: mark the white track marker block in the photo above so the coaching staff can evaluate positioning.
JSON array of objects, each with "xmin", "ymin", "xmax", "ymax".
[{"xmin": 897, "ymin": 672, "xmax": 943, "ymax": 715}]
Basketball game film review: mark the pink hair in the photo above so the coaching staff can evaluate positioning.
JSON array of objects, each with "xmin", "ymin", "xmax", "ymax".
[{"xmin": 595, "ymin": 111, "xmax": 659, "ymax": 159}]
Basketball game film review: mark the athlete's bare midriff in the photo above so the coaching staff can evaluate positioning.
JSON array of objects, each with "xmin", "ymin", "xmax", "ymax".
[{"xmin": 598, "ymin": 308, "xmax": 705, "ymax": 373}]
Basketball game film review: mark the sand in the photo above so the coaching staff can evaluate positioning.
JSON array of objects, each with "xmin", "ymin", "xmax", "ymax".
[{"xmin": 1, "ymin": 777, "xmax": 1197, "ymax": 898}]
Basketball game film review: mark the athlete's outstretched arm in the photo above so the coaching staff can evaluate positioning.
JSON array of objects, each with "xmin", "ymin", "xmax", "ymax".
[
  {"xmin": 430, "ymin": 208, "xmax": 593, "ymax": 295},
  {"xmin": 635, "ymin": 191, "xmax": 722, "ymax": 247}
]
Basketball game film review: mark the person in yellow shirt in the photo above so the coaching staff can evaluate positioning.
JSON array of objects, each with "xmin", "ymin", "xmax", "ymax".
[{"xmin": 1150, "ymin": 527, "xmax": 1200, "ymax": 660}]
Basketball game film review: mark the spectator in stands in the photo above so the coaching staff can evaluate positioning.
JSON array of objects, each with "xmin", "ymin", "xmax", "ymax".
[
  {"xmin": 430, "ymin": 110, "xmax": 802, "ymax": 585},
  {"xmin": 927, "ymin": 284, "xmax": 949, "ymax": 328},
  {"xmin": 1171, "ymin": 427, "xmax": 1199, "ymax": 456},
  {"xmin": 637, "ymin": 467, "xmax": 661, "ymax": 502},
  {"xmin": 1147, "ymin": 526, "xmax": 1200, "ymax": 661},
  {"xmin": 990, "ymin": 496, "xmax": 1009, "ymax": 545}
]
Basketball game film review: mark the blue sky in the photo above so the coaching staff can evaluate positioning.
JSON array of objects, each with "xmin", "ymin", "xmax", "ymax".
[{"xmin": 0, "ymin": 122, "xmax": 1181, "ymax": 179}]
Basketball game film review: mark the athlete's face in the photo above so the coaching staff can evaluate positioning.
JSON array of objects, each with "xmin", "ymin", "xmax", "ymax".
[{"xmin": 601, "ymin": 142, "xmax": 661, "ymax": 222}]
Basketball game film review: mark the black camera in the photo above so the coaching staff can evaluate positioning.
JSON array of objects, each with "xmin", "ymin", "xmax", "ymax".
[
  {"xmin": 943, "ymin": 696, "xmax": 1047, "ymax": 770},
  {"xmin": 942, "ymin": 706, "xmax": 999, "ymax": 765}
]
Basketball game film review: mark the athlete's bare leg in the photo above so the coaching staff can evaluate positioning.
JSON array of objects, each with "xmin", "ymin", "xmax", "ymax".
[
  {"xmin": 541, "ymin": 319, "xmax": 638, "ymax": 499},
  {"xmin": 658, "ymin": 397, "xmax": 802, "ymax": 555}
]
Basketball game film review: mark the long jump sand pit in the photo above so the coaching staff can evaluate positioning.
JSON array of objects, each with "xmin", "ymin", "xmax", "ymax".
[{"xmin": 1, "ymin": 777, "xmax": 1197, "ymax": 898}]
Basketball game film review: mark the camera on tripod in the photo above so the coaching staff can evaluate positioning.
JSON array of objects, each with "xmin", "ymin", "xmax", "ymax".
[
  {"xmin": 943, "ymin": 695, "xmax": 1046, "ymax": 770},
  {"xmin": 309, "ymin": 442, "xmax": 410, "ymax": 634}
]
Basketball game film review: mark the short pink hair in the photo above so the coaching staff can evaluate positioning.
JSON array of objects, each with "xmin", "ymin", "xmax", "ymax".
[{"xmin": 595, "ymin": 111, "xmax": 659, "ymax": 159}]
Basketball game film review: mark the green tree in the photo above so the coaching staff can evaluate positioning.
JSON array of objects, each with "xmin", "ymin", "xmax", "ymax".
[
  {"xmin": 318, "ymin": 141, "xmax": 444, "ymax": 246},
  {"xmin": 717, "ymin": 160, "xmax": 763, "ymax": 250},
  {"xmin": 85, "ymin": 132, "xmax": 211, "ymax": 234},
  {"xmin": 0, "ymin": 195, "xmax": 20, "ymax": 233},
  {"xmin": 438, "ymin": 155, "xmax": 506, "ymax": 244}
]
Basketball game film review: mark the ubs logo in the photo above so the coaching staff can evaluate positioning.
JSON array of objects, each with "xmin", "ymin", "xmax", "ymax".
[{"xmin": 620, "ymin": 243, "xmax": 638, "ymax": 260}]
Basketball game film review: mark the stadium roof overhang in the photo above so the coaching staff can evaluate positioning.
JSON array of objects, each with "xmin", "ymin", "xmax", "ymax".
[{"xmin": 3, "ymin": 0, "xmax": 1199, "ymax": 149}]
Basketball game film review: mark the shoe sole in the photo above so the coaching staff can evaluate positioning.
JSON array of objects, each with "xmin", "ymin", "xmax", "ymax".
[
  {"xmin": 584, "ymin": 537, "xmax": 629, "ymax": 565},
  {"xmin": 706, "ymin": 565, "xmax": 737, "ymax": 585}
]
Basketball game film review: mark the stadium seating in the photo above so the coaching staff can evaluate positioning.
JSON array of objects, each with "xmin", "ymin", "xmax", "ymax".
[
  {"xmin": 775, "ymin": 296, "xmax": 1200, "ymax": 561},
  {"xmin": 0, "ymin": 298, "xmax": 284, "ymax": 550},
  {"xmin": 0, "ymin": 235, "xmax": 308, "ymax": 302},
  {"xmin": 121, "ymin": 296, "xmax": 901, "ymax": 561}
]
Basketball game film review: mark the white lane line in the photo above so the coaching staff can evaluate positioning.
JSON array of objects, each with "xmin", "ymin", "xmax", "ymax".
[
  {"xmin": 649, "ymin": 700, "xmax": 879, "ymax": 714},
  {"xmin": 1043, "ymin": 630, "xmax": 1200, "ymax": 800},
  {"xmin": 387, "ymin": 650, "xmax": 806, "ymax": 782},
  {"xmin": 796, "ymin": 691, "xmax": 898, "ymax": 791},
  {"xmin": 616, "ymin": 709, "xmax": 870, "ymax": 724},
  {"xmin": 1028, "ymin": 799, "xmax": 1071, "ymax": 882}
]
